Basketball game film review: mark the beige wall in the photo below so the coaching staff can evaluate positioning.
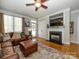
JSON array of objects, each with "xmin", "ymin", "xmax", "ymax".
[
  {"xmin": 71, "ymin": 10, "xmax": 79, "ymax": 44},
  {"xmin": 38, "ymin": 8, "xmax": 70, "ymax": 44},
  {"xmin": 38, "ymin": 16, "xmax": 48, "ymax": 39}
]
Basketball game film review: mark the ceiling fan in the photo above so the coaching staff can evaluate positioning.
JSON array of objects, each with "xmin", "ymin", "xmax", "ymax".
[{"xmin": 26, "ymin": 0, "xmax": 48, "ymax": 11}]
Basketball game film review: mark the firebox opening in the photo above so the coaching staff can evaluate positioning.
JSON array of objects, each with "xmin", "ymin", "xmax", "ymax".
[{"xmin": 49, "ymin": 31, "xmax": 62, "ymax": 45}]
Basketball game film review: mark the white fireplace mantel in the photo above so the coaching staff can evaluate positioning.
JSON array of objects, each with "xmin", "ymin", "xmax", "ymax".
[{"xmin": 47, "ymin": 28, "xmax": 64, "ymax": 44}]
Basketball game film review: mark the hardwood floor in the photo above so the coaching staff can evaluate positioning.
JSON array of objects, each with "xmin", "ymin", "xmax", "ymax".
[{"xmin": 37, "ymin": 37, "xmax": 79, "ymax": 58}]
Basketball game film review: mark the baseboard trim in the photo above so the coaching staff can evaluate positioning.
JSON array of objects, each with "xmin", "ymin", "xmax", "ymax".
[
  {"xmin": 70, "ymin": 41, "xmax": 79, "ymax": 44},
  {"xmin": 63, "ymin": 42, "xmax": 70, "ymax": 45},
  {"xmin": 37, "ymin": 37, "xmax": 49, "ymax": 40},
  {"xmin": 37, "ymin": 37, "xmax": 70, "ymax": 45}
]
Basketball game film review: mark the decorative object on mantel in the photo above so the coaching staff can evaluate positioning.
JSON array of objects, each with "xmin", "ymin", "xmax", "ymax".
[
  {"xmin": 26, "ymin": 0, "xmax": 48, "ymax": 11},
  {"xmin": 70, "ymin": 21, "xmax": 74, "ymax": 34}
]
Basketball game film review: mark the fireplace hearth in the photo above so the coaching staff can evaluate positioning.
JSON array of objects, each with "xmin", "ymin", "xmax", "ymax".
[{"xmin": 49, "ymin": 31, "xmax": 62, "ymax": 45}]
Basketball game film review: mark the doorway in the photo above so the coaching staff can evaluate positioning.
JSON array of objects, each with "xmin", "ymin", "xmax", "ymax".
[{"xmin": 31, "ymin": 20, "xmax": 37, "ymax": 37}]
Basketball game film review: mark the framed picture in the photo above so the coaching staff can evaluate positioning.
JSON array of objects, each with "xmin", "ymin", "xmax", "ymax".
[
  {"xmin": 70, "ymin": 21, "xmax": 74, "ymax": 34},
  {"xmin": 24, "ymin": 19, "xmax": 30, "ymax": 27}
]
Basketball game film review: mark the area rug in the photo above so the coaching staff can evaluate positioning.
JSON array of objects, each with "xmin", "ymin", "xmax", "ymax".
[{"xmin": 14, "ymin": 43, "xmax": 77, "ymax": 59}]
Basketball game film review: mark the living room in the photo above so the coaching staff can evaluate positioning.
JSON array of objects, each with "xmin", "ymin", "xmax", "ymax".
[{"xmin": 0, "ymin": 0, "xmax": 79, "ymax": 59}]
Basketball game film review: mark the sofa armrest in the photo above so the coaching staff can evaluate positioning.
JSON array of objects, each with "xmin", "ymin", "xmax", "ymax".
[{"xmin": 3, "ymin": 53, "xmax": 19, "ymax": 59}]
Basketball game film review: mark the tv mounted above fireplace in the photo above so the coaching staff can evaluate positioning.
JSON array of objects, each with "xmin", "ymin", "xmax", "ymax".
[
  {"xmin": 49, "ymin": 13, "xmax": 63, "ymax": 27},
  {"xmin": 49, "ymin": 17, "xmax": 63, "ymax": 26}
]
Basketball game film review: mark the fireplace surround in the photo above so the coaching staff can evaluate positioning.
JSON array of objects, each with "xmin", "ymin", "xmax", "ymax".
[{"xmin": 49, "ymin": 31, "xmax": 62, "ymax": 45}]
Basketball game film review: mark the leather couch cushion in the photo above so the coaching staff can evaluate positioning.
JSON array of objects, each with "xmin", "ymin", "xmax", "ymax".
[
  {"xmin": 2, "ymin": 46, "xmax": 15, "ymax": 57},
  {"xmin": 3, "ymin": 53, "xmax": 18, "ymax": 59},
  {"xmin": 2, "ymin": 41, "xmax": 12, "ymax": 48}
]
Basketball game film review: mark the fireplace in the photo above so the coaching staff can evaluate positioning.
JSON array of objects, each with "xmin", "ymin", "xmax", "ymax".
[{"xmin": 49, "ymin": 31, "xmax": 62, "ymax": 45}]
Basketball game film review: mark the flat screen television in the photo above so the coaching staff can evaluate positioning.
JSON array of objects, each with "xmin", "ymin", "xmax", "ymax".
[{"xmin": 49, "ymin": 17, "xmax": 63, "ymax": 26}]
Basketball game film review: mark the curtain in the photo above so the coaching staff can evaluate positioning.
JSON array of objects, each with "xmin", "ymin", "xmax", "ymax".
[{"xmin": 0, "ymin": 13, "xmax": 4, "ymax": 33}]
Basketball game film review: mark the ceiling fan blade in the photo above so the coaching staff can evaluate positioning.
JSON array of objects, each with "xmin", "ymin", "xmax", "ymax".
[
  {"xmin": 41, "ymin": 0, "xmax": 48, "ymax": 3},
  {"xmin": 35, "ymin": 7, "xmax": 38, "ymax": 11},
  {"xmin": 41, "ymin": 4, "xmax": 48, "ymax": 9},
  {"xmin": 26, "ymin": 3, "xmax": 35, "ymax": 6}
]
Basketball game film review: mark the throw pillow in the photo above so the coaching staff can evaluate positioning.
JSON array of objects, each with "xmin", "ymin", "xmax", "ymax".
[
  {"xmin": 12, "ymin": 32, "xmax": 21, "ymax": 39},
  {"xmin": 3, "ymin": 33, "xmax": 10, "ymax": 42}
]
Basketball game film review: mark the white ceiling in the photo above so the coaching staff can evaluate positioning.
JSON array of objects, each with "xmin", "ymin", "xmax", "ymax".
[{"xmin": 0, "ymin": 0, "xmax": 79, "ymax": 19}]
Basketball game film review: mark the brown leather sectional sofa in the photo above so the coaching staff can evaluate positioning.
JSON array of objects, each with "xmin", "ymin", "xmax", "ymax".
[
  {"xmin": 9, "ymin": 32, "xmax": 29, "ymax": 46},
  {"xmin": 0, "ymin": 41, "xmax": 19, "ymax": 59},
  {"xmin": 0, "ymin": 32, "xmax": 29, "ymax": 59}
]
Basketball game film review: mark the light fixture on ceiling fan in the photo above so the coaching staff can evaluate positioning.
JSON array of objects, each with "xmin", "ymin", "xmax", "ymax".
[
  {"xmin": 35, "ymin": 3, "xmax": 41, "ymax": 7},
  {"xmin": 26, "ymin": 0, "xmax": 48, "ymax": 11}
]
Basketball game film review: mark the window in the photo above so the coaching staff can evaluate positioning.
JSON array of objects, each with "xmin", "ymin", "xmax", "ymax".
[
  {"xmin": 4, "ymin": 15, "xmax": 22, "ymax": 33},
  {"xmin": 4, "ymin": 15, "xmax": 13, "ymax": 33},
  {"xmin": 14, "ymin": 17, "xmax": 22, "ymax": 32}
]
